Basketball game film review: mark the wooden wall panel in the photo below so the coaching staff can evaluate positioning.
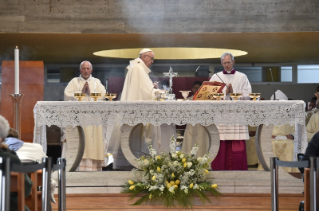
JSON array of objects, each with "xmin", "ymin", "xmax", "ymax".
[{"xmin": 0, "ymin": 61, "xmax": 44, "ymax": 142}]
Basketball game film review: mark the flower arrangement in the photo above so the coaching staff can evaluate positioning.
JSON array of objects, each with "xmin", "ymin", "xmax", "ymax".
[{"xmin": 122, "ymin": 135, "xmax": 221, "ymax": 209}]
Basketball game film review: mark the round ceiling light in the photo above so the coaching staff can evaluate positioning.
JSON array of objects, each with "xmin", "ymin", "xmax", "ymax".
[{"xmin": 94, "ymin": 47, "xmax": 247, "ymax": 60}]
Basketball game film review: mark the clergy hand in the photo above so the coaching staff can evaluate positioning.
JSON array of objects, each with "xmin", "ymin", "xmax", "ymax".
[
  {"xmin": 82, "ymin": 82, "xmax": 90, "ymax": 95},
  {"xmin": 153, "ymin": 82, "xmax": 159, "ymax": 89},
  {"xmin": 226, "ymin": 83, "xmax": 233, "ymax": 95}
]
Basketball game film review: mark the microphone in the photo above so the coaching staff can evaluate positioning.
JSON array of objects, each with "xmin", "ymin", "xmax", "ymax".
[
  {"xmin": 269, "ymin": 68, "xmax": 276, "ymax": 100},
  {"xmin": 215, "ymin": 73, "xmax": 232, "ymax": 94}
]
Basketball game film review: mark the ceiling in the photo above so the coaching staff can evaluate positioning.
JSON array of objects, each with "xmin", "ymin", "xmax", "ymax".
[{"xmin": 0, "ymin": 32, "xmax": 319, "ymax": 65}]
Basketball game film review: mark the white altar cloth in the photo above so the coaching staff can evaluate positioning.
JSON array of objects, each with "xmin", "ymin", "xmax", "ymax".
[{"xmin": 33, "ymin": 100, "xmax": 306, "ymax": 154}]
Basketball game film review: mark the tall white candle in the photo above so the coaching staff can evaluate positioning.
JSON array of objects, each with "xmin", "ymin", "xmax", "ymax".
[{"xmin": 14, "ymin": 46, "xmax": 19, "ymax": 94}]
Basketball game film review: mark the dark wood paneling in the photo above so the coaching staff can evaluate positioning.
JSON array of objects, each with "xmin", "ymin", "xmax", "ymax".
[{"xmin": 0, "ymin": 61, "xmax": 44, "ymax": 142}]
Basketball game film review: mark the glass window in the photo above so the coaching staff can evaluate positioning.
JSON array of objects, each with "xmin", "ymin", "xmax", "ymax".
[
  {"xmin": 298, "ymin": 65, "xmax": 319, "ymax": 83},
  {"xmin": 47, "ymin": 68, "xmax": 60, "ymax": 83},
  {"xmin": 281, "ymin": 66, "xmax": 292, "ymax": 82}
]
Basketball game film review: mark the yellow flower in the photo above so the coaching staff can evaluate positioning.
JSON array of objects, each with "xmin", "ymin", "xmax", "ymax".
[
  {"xmin": 184, "ymin": 162, "xmax": 187, "ymax": 168},
  {"xmin": 129, "ymin": 185, "xmax": 135, "ymax": 190},
  {"xmin": 171, "ymin": 173, "xmax": 175, "ymax": 178},
  {"xmin": 152, "ymin": 176, "xmax": 156, "ymax": 181},
  {"xmin": 170, "ymin": 181, "xmax": 175, "ymax": 186},
  {"xmin": 190, "ymin": 183, "xmax": 194, "ymax": 189},
  {"xmin": 128, "ymin": 180, "xmax": 134, "ymax": 185},
  {"xmin": 157, "ymin": 166, "xmax": 161, "ymax": 172},
  {"xmin": 174, "ymin": 185, "xmax": 178, "ymax": 189},
  {"xmin": 149, "ymin": 194, "xmax": 152, "ymax": 199},
  {"xmin": 175, "ymin": 180, "xmax": 180, "ymax": 185},
  {"xmin": 156, "ymin": 155, "xmax": 161, "ymax": 160},
  {"xmin": 204, "ymin": 169, "xmax": 209, "ymax": 173},
  {"xmin": 211, "ymin": 184, "xmax": 218, "ymax": 189},
  {"xmin": 167, "ymin": 183, "xmax": 172, "ymax": 188},
  {"xmin": 182, "ymin": 158, "xmax": 186, "ymax": 163},
  {"xmin": 165, "ymin": 180, "xmax": 169, "ymax": 185}
]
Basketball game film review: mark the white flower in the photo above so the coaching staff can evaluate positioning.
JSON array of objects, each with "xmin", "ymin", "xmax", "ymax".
[
  {"xmin": 171, "ymin": 153, "xmax": 178, "ymax": 159},
  {"xmin": 193, "ymin": 184, "xmax": 199, "ymax": 189},
  {"xmin": 190, "ymin": 144, "xmax": 199, "ymax": 156},
  {"xmin": 149, "ymin": 185, "xmax": 159, "ymax": 191},
  {"xmin": 179, "ymin": 153, "xmax": 185, "ymax": 159},
  {"xmin": 170, "ymin": 135, "xmax": 177, "ymax": 153},
  {"xmin": 159, "ymin": 185, "xmax": 165, "ymax": 192},
  {"xmin": 187, "ymin": 162, "xmax": 192, "ymax": 168},
  {"xmin": 181, "ymin": 185, "xmax": 188, "ymax": 194},
  {"xmin": 143, "ymin": 159, "xmax": 149, "ymax": 166},
  {"xmin": 169, "ymin": 186, "xmax": 175, "ymax": 193},
  {"xmin": 197, "ymin": 157, "xmax": 202, "ymax": 162}
]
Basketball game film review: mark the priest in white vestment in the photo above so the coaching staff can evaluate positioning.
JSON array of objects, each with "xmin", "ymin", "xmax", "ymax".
[
  {"xmin": 209, "ymin": 52, "xmax": 252, "ymax": 170},
  {"xmin": 64, "ymin": 61, "xmax": 107, "ymax": 171},
  {"xmin": 108, "ymin": 49, "xmax": 176, "ymax": 170}
]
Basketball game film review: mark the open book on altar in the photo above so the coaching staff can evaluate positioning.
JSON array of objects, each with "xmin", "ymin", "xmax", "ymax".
[{"xmin": 193, "ymin": 81, "xmax": 226, "ymax": 100}]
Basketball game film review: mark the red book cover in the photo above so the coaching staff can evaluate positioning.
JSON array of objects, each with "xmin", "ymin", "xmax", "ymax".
[{"xmin": 193, "ymin": 81, "xmax": 225, "ymax": 100}]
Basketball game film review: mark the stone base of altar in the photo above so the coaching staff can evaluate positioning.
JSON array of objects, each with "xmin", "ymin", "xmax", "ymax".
[
  {"xmin": 51, "ymin": 193, "xmax": 303, "ymax": 211},
  {"xmin": 52, "ymin": 170, "xmax": 303, "ymax": 194}
]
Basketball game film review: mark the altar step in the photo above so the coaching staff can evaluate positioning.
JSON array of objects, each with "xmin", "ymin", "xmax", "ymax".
[
  {"xmin": 51, "ymin": 193, "xmax": 303, "ymax": 211},
  {"xmin": 51, "ymin": 170, "xmax": 304, "ymax": 194}
]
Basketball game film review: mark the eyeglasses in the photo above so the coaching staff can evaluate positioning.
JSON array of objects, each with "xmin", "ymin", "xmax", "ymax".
[{"xmin": 145, "ymin": 54, "xmax": 154, "ymax": 61}]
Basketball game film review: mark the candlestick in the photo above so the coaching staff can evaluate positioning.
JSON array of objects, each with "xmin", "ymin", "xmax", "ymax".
[
  {"xmin": 10, "ymin": 94, "xmax": 24, "ymax": 136},
  {"xmin": 14, "ymin": 46, "xmax": 19, "ymax": 94}
]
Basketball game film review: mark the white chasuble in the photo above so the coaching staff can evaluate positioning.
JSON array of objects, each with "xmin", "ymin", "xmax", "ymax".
[
  {"xmin": 108, "ymin": 58, "xmax": 175, "ymax": 169},
  {"xmin": 209, "ymin": 71, "xmax": 251, "ymax": 140},
  {"xmin": 63, "ymin": 75, "xmax": 106, "ymax": 171},
  {"xmin": 306, "ymin": 112, "xmax": 319, "ymax": 142}
]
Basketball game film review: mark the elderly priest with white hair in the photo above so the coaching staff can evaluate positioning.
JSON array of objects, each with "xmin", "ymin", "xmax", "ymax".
[
  {"xmin": 108, "ymin": 48, "xmax": 175, "ymax": 170},
  {"xmin": 209, "ymin": 52, "xmax": 252, "ymax": 170},
  {"xmin": 64, "ymin": 60, "xmax": 107, "ymax": 171}
]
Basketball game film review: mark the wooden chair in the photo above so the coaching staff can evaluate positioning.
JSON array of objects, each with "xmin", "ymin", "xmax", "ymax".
[
  {"xmin": 10, "ymin": 157, "xmax": 51, "ymax": 211},
  {"xmin": 0, "ymin": 157, "xmax": 11, "ymax": 211},
  {"xmin": 303, "ymin": 168, "xmax": 319, "ymax": 211}
]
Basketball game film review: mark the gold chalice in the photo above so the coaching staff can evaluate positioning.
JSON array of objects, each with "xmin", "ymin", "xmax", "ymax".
[
  {"xmin": 249, "ymin": 93, "xmax": 261, "ymax": 101},
  {"xmin": 105, "ymin": 93, "xmax": 117, "ymax": 101},
  {"xmin": 230, "ymin": 93, "xmax": 242, "ymax": 101},
  {"xmin": 90, "ymin": 92, "xmax": 101, "ymax": 101},
  {"xmin": 180, "ymin": 91, "xmax": 191, "ymax": 101},
  {"xmin": 74, "ymin": 92, "xmax": 86, "ymax": 101},
  {"xmin": 213, "ymin": 93, "xmax": 224, "ymax": 101},
  {"xmin": 155, "ymin": 91, "xmax": 162, "ymax": 101}
]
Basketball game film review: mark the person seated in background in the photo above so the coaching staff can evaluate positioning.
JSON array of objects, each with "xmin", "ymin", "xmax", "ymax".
[
  {"xmin": 0, "ymin": 115, "xmax": 33, "ymax": 211},
  {"xmin": 305, "ymin": 97, "xmax": 319, "ymax": 126},
  {"xmin": 245, "ymin": 125, "xmax": 259, "ymax": 168},
  {"xmin": 4, "ymin": 127, "xmax": 57, "ymax": 204},
  {"xmin": 299, "ymin": 131, "xmax": 319, "ymax": 175},
  {"xmin": 187, "ymin": 81, "xmax": 202, "ymax": 100}
]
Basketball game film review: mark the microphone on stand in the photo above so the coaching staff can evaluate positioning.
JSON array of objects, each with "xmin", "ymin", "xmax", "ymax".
[{"xmin": 269, "ymin": 68, "xmax": 276, "ymax": 100}]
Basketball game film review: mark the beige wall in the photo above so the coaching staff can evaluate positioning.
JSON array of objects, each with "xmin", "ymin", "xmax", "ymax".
[{"xmin": 0, "ymin": 0, "xmax": 318, "ymax": 34}]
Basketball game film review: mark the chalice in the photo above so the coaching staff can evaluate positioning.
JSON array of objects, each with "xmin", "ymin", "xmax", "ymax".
[
  {"xmin": 213, "ymin": 93, "xmax": 224, "ymax": 101},
  {"xmin": 179, "ymin": 91, "xmax": 190, "ymax": 101},
  {"xmin": 155, "ymin": 91, "xmax": 162, "ymax": 101},
  {"xmin": 249, "ymin": 93, "xmax": 261, "ymax": 101},
  {"xmin": 74, "ymin": 92, "xmax": 86, "ymax": 101},
  {"xmin": 90, "ymin": 92, "xmax": 101, "ymax": 101},
  {"xmin": 230, "ymin": 93, "xmax": 242, "ymax": 101},
  {"xmin": 105, "ymin": 93, "xmax": 117, "ymax": 101}
]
